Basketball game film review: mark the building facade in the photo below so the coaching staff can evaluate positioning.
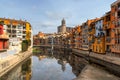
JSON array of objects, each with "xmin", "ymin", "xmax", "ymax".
[
  {"xmin": 0, "ymin": 18, "xmax": 32, "ymax": 42},
  {"xmin": 103, "ymin": 11, "xmax": 112, "ymax": 53},
  {"xmin": 111, "ymin": 1, "xmax": 120, "ymax": 54},
  {"xmin": 0, "ymin": 18, "xmax": 32, "ymax": 52},
  {"xmin": 0, "ymin": 23, "xmax": 9, "ymax": 51},
  {"xmin": 93, "ymin": 18, "xmax": 105, "ymax": 53},
  {"xmin": 58, "ymin": 19, "xmax": 66, "ymax": 33},
  {"xmin": 57, "ymin": 19, "xmax": 72, "ymax": 33}
]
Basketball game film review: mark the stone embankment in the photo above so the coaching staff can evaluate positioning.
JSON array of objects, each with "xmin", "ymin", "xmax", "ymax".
[
  {"xmin": 0, "ymin": 49, "xmax": 32, "ymax": 77},
  {"xmin": 72, "ymin": 49, "xmax": 120, "ymax": 77}
]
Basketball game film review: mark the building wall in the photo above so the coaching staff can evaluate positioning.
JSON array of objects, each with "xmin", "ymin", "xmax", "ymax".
[
  {"xmin": 94, "ymin": 19, "xmax": 105, "ymax": 53},
  {"xmin": 89, "ymin": 21, "xmax": 96, "ymax": 51},
  {"xmin": 81, "ymin": 23, "xmax": 89, "ymax": 50},
  {"xmin": 66, "ymin": 27, "xmax": 72, "ymax": 33},
  {"xmin": 103, "ymin": 12, "xmax": 112, "ymax": 53},
  {"xmin": 81, "ymin": 20, "xmax": 95, "ymax": 50},
  {"xmin": 0, "ymin": 18, "xmax": 32, "ymax": 52},
  {"xmin": 111, "ymin": 1, "xmax": 120, "ymax": 53},
  {"xmin": 26, "ymin": 22, "xmax": 31, "ymax": 40},
  {"xmin": 57, "ymin": 19, "xmax": 66, "ymax": 33},
  {"xmin": 0, "ymin": 24, "xmax": 9, "ymax": 50},
  {"xmin": 0, "ymin": 40, "xmax": 3, "ymax": 49}
]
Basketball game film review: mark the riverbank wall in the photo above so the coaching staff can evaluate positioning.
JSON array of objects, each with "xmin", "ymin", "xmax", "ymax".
[
  {"xmin": 71, "ymin": 49, "xmax": 120, "ymax": 77},
  {"xmin": 0, "ymin": 49, "xmax": 32, "ymax": 77}
]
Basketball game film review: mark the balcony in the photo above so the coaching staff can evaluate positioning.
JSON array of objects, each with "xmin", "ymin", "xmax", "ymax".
[
  {"xmin": 118, "ymin": 4, "xmax": 120, "ymax": 10},
  {"xmin": 105, "ymin": 22, "xmax": 111, "ymax": 29}
]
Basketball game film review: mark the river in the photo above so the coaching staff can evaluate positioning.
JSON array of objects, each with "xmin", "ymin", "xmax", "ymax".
[{"xmin": 1, "ymin": 48, "xmax": 120, "ymax": 80}]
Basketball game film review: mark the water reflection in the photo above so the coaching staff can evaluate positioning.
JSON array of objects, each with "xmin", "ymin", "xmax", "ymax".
[
  {"xmin": 0, "ymin": 58, "xmax": 32, "ymax": 80},
  {"xmin": 33, "ymin": 48, "xmax": 88, "ymax": 77},
  {"xmin": 0, "ymin": 48, "xmax": 90, "ymax": 80}
]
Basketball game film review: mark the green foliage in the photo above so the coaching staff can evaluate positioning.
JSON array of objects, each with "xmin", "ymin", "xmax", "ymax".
[
  {"xmin": 22, "ymin": 59, "xmax": 31, "ymax": 72},
  {"xmin": 32, "ymin": 47, "xmax": 41, "ymax": 53},
  {"xmin": 22, "ymin": 40, "xmax": 29, "ymax": 52}
]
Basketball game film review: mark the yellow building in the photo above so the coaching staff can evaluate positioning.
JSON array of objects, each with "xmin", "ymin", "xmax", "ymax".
[
  {"xmin": 26, "ymin": 22, "xmax": 32, "ymax": 40},
  {"xmin": 93, "ymin": 18, "xmax": 105, "ymax": 54},
  {"xmin": 88, "ymin": 18, "xmax": 99, "ymax": 51}
]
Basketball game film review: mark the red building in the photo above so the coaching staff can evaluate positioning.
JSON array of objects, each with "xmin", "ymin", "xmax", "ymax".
[{"xmin": 0, "ymin": 24, "xmax": 9, "ymax": 51}]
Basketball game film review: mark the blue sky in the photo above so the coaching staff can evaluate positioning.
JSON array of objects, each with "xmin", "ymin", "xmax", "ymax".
[{"xmin": 0, "ymin": 0, "xmax": 116, "ymax": 34}]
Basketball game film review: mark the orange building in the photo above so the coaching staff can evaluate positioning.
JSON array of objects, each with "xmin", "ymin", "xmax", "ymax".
[
  {"xmin": 70, "ymin": 28, "xmax": 75, "ymax": 48},
  {"xmin": 73, "ymin": 26, "xmax": 81, "ymax": 49},
  {"xmin": 89, "ymin": 21, "xmax": 96, "ymax": 51},
  {"xmin": 37, "ymin": 32, "xmax": 45, "ymax": 38},
  {"xmin": 111, "ymin": 1, "xmax": 120, "ymax": 54},
  {"xmin": 103, "ymin": 11, "xmax": 112, "ymax": 53},
  {"xmin": 81, "ymin": 19, "xmax": 96, "ymax": 51}
]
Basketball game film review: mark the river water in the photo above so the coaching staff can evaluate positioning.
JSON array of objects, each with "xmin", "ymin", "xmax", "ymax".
[{"xmin": 1, "ymin": 48, "xmax": 120, "ymax": 80}]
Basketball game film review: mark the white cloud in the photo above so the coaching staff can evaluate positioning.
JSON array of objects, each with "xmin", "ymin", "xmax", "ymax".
[
  {"xmin": 45, "ymin": 11, "xmax": 72, "ymax": 20},
  {"xmin": 40, "ymin": 21, "xmax": 56, "ymax": 27}
]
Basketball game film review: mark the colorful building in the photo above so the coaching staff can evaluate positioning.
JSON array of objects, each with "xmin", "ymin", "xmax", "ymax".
[
  {"xmin": 0, "ymin": 18, "xmax": 32, "ymax": 53},
  {"xmin": 89, "ymin": 20, "xmax": 96, "ymax": 52},
  {"xmin": 0, "ymin": 23, "xmax": 9, "ymax": 51},
  {"xmin": 81, "ymin": 22, "xmax": 88, "ymax": 50},
  {"xmin": 81, "ymin": 20, "xmax": 95, "ymax": 50},
  {"xmin": 111, "ymin": 1, "xmax": 120, "ymax": 54},
  {"xmin": 103, "ymin": 11, "xmax": 112, "ymax": 53},
  {"xmin": 93, "ymin": 18, "xmax": 105, "ymax": 53},
  {"xmin": 73, "ymin": 25, "xmax": 81, "ymax": 49},
  {"xmin": 70, "ymin": 28, "xmax": 76, "ymax": 48},
  {"xmin": 26, "ymin": 22, "xmax": 32, "ymax": 41},
  {"xmin": 0, "ymin": 18, "xmax": 32, "ymax": 47}
]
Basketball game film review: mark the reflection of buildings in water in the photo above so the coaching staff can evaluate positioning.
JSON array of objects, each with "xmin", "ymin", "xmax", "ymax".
[
  {"xmin": 68, "ymin": 54, "xmax": 87, "ymax": 76},
  {"xmin": 35, "ymin": 48, "xmax": 88, "ymax": 77},
  {"xmin": 1, "ymin": 65, "xmax": 22, "ymax": 80},
  {"xmin": 21, "ymin": 58, "xmax": 32, "ymax": 80},
  {"xmin": 58, "ymin": 59, "xmax": 67, "ymax": 72},
  {"xmin": 1, "ymin": 58, "xmax": 32, "ymax": 80},
  {"xmin": 39, "ymin": 55, "xmax": 47, "ymax": 60}
]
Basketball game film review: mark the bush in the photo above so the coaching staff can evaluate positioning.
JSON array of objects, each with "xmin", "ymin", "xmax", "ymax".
[{"xmin": 22, "ymin": 40, "xmax": 29, "ymax": 52}]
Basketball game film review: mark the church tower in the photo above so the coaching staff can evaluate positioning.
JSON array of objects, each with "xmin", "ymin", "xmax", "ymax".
[
  {"xmin": 61, "ymin": 18, "xmax": 66, "ymax": 33},
  {"xmin": 57, "ymin": 18, "xmax": 66, "ymax": 33},
  {"xmin": 62, "ymin": 18, "xmax": 65, "ymax": 26}
]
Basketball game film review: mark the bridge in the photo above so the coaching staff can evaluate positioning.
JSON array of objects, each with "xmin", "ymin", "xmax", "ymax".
[{"xmin": 33, "ymin": 45, "xmax": 53, "ymax": 48}]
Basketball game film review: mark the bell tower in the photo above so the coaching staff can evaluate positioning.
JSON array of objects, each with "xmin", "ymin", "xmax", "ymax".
[
  {"xmin": 61, "ymin": 18, "xmax": 66, "ymax": 33},
  {"xmin": 62, "ymin": 18, "xmax": 65, "ymax": 26}
]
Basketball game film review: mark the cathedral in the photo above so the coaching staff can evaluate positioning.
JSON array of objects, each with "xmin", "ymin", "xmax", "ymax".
[
  {"xmin": 57, "ymin": 18, "xmax": 66, "ymax": 33},
  {"xmin": 57, "ymin": 19, "xmax": 72, "ymax": 33}
]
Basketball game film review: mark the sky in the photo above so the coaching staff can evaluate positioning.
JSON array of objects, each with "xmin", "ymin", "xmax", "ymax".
[{"xmin": 0, "ymin": 0, "xmax": 116, "ymax": 34}]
